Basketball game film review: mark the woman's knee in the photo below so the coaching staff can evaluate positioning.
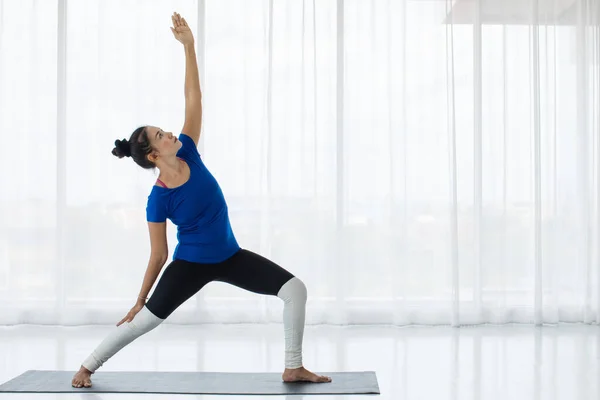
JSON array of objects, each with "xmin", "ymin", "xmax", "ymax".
[
  {"xmin": 277, "ymin": 277, "xmax": 307, "ymax": 303},
  {"xmin": 130, "ymin": 305, "xmax": 164, "ymax": 331}
]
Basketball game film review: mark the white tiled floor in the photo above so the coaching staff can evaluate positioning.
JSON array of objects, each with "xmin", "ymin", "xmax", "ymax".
[{"xmin": 0, "ymin": 323, "xmax": 598, "ymax": 400}]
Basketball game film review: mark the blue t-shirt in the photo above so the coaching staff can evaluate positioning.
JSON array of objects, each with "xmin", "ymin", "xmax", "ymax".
[{"xmin": 146, "ymin": 133, "xmax": 240, "ymax": 263}]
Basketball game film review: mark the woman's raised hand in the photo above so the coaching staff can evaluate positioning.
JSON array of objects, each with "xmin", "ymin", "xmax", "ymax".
[{"xmin": 170, "ymin": 12, "xmax": 194, "ymax": 46}]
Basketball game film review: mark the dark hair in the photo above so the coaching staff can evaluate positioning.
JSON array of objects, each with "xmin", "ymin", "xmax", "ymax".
[{"xmin": 112, "ymin": 126, "xmax": 156, "ymax": 169}]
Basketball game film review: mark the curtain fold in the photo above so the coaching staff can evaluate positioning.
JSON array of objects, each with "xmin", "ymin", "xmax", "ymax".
[{"xmin": 0, "ymin": 0, "xmax": 598, "ymax": 326}]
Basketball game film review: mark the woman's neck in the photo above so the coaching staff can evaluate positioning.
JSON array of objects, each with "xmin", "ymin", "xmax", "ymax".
[{"xmin": 158, "ymin": 157, "xmax": 184, "ymax": 180}]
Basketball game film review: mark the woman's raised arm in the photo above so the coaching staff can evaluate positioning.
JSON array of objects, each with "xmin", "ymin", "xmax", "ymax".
[{"xmin": 171, "ymin": 12, "xmax": 202, "ymax": 146}]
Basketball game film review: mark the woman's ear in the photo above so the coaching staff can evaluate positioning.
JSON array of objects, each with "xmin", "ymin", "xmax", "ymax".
[{"xmin": 147, "ymin": 151, "xmax": 159, "ymax": 163}]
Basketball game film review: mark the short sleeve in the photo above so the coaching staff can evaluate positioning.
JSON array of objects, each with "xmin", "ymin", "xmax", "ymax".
[
  {"xmin": 146, "ymin": 192, "xmax": 168, "ymax": 223},
  {"xmin": 176, "ymin": 133, "xmax": 201, "ymax": 161}
]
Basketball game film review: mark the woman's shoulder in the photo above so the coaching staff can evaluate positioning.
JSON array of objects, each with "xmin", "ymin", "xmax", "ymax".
[{"xmin": 177, "ymin": 133, "xmax": 202, "ymax": 160}]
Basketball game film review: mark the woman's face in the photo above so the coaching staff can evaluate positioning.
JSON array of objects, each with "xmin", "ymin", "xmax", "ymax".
[{"xmin": 146, "ymin": 126, "xmax": 181, "ymax": 162}]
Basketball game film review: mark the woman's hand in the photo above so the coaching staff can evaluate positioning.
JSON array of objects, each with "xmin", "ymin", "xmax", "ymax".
[
  {"xmin": 170, "ymin": 12, "xmax": 194, "ymax": 46},
  {"xmin": 116, "ymin": 301, "xmax": 145, "ymax": 326}
]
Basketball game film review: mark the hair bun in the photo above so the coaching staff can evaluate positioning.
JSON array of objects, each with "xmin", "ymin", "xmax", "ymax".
[{"xmin": 112, "ymin": 138, "xmax": 132, "ymax": 158}]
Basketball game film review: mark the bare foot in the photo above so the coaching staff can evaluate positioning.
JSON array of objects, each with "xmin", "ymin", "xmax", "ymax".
[
  {"xmin": 71, "ymin": 366, "xmax": 93, "ymax": 388},
  {"xmin": 282, "ymin": 366, "xmax": 332, "ymax": 383}
]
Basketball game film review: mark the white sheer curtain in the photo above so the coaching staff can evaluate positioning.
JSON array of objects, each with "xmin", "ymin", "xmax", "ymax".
[{"xmin": 1, "ymin": 0, "xmax": 599, "ymax": 326}]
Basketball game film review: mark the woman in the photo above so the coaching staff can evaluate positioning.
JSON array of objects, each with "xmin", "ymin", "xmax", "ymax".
[{"xmin": 71, "ymin": 12, "xmax": 331, "ymax": 389}]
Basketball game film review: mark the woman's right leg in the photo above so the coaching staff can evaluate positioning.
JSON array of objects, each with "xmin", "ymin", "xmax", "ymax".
[
  {"xmin": 79, "ymin": 305, "xmax": 163, "ymax": 374},
  {"xmin": 72, "ymin": 259, "xmax": 213, "ymax": 388}
]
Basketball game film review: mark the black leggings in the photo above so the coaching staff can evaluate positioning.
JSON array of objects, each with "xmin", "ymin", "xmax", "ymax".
[{"xmin": 145, "ymin": 249, "xmax": 295, "ymax": 319}]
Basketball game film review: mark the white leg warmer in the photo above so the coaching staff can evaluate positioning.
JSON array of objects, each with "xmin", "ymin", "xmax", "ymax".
[
  {"xmin": 276, "ymin": 277, "xmax": 307, "ymax": 369},
  {"xmin": 81, "ymin": 306, "xmax": 164, "ymax": 373}
]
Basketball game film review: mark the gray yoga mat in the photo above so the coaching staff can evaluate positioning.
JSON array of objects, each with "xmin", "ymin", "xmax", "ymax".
[{"xmin": 0, "ymin": 370, "xmax": 380, "ymax": 395}]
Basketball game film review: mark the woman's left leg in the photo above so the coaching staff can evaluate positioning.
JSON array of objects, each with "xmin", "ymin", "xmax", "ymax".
[{"xmin": 216, "ymin": 249, "xmax": 331, "ymax": 383}]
